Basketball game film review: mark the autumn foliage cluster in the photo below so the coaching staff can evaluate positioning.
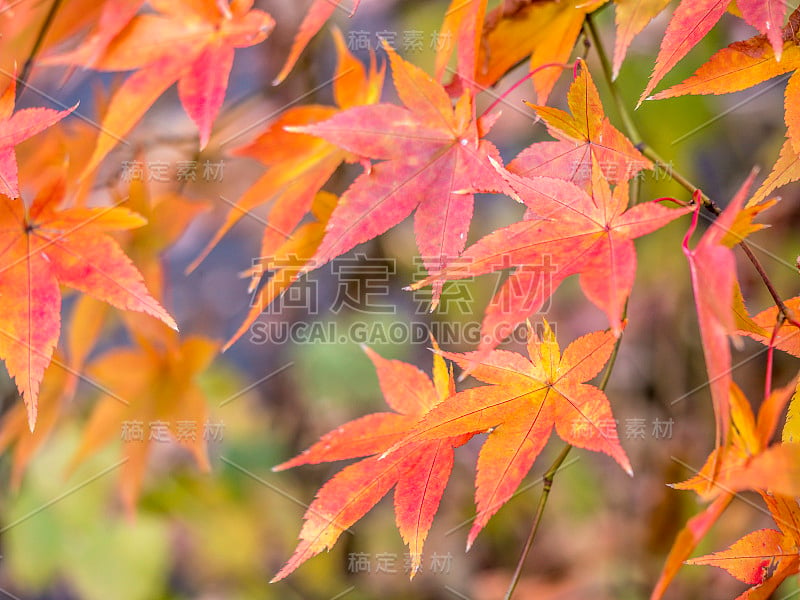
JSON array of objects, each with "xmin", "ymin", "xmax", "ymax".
[{"xmin": 1, "ymin": 0, "xmax": 800, "ymax": 598}]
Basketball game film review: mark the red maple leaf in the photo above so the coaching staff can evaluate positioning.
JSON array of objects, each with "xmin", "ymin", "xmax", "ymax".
[
  {"xmin": 385, "ymin": 321, "xmax": 631, "ymax": 548},
  {"xmin": 681, "ymin": 173, "xmax": 764, "ymax": 448},
  {"xmin": 410, "ymin": 163, "xmax": 689, "ymax": 356},
  {"xmin": 0, "ymin": 77, "xmax": 75, "ymax": 198},
  {"xmin": 271, "ymin": 341, "xmax": 471, "ymax": 581},
  {"xmin": 46, "ymin": 0, "xmax": 274, "ymax": 176},
  {"xmin": 289, "ymin": 43, "xmax": 509, "ymax": 302},
  {"xmin": 0, "ymin": 180, "xmax": 175, "ymax": 430}
]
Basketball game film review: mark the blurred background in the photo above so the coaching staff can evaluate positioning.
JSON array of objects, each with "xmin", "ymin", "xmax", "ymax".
[{"xmin": 0, "ymin": 1, "xmax": 797, "ymax": 599}]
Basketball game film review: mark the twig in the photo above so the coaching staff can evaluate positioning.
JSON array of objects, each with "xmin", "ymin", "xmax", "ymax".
[
  {"xmin": 503, "ymin": 443, "xmax": 572, "ymax": 600},
  {"xmin": 18, "ymin": 0, "xmax": 63, "ymax": 98}
]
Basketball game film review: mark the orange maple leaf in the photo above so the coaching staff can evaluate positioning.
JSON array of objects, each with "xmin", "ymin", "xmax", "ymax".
[
  {"xmin": 116, "ymin": 176, "xmax": 208, "ymax": 301},
  {"xmin": 508, "ymin": 59, "xmax": 651, "ymax": 188},
  {"xmin": 740, "ymin": 295, "xmax": 800, "ymax": 357},
  {"xmin": 45, "ymin": 0, "xmax": 274, "ymax": 176},
  {"xmin": 70, "ymin": 334, "xmax": 218, "ymax": 514},
  {"xmin": 271, "ymin": 341, "xmax": 471, "ymax": 581},
  {"xmin": 687, "ymin": 492, "xmax": 800, "ymax": 599},
  {"xmin": 0, "ymin": 181, "xmax": 175, "ymax": 430},
  {"xmin": 639, "ymin": 0, "xmax": 789, "ymax": 104},
  {"xmin": 273, "ymin": 0, "xmax": 361, "ymax": 85},
  {"xmin": 187, "ymin": 28, "xmax": 384, "ymax": 274},
  {"xmin": 449, "ymin": 0, "xmax": 608, "ymax": 104},
  {"xmin": 651, "ymin": 374, "xmax": 799, "ymax": 599},
  {"xmin": 225, "ymin": 191, "xmax": 336, "ymax": 350},
  {"xmin": 386, "ymin": 321, "xmax": 631, "ymax": 548},
  {"xmin": 650, "ymin": 9, "xmax": 800, "ymax": 203},
  {"xmin": 671, "ymin": 382, "xmax": 800, "ymax": 501}
]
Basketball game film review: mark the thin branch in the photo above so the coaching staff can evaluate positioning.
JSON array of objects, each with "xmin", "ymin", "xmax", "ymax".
[
  {"xmin": 739, "ymin": 242, "xmax": 800, "ymax": 329},
  {"xmin": 584, "ymin": 15, "xmax": 642, "ymax": 146},
  {"xmin": 503, "ymin": 443, "xmax": 572, "ymax": 600},
  {"xmin": 18, "ymin": 0, "xmax": 63, "ymax": 98}
]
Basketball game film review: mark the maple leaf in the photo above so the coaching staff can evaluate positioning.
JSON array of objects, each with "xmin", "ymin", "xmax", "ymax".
[
  {"xmin": 671, "ymin": 383, "xmax": 800, "ymax": 500},
  {"xmin": 650, "ymin": 10, "xmax": 800, "ymax": 200},
  {"xmin": 650, "ymin": 494, "xmax": 732, "ymax": 600},
  {"xmin": 0, "ymin": 76, "xmax": 76, "ymax": 198},
  {"xmin": 465, "ymin": 0, "xmax": 608, "ymax": 104},
  {"xmin": 652, "ymin": 377, "xmax": 799, "ymax": 599},
  {"xmin": 410, "ymin": 163, "xmax": 689, "ymax": 355},
  {"xmin": 289, "ymin": 42, "xmax": 509, "ymax": 302},
  {"xmin": 508, "ymin": 59, "xmax": 651, "ymax": 188},
  {"xmin": 117, "ymin": 176, "xmax": 208, "ymax": 300},
  {"xmin": 59, "ymin": 0, "xmax": 145, "ymax": 68},
  {"xmin": 273, "ymin": 0, "xmax": 361, "ymax": 85},
  {"xmin": 0, "ymin": 294, "xmax": 107, "ymax": 488},
  {"xmin": 687, "ymin": 493, "xmax": 800, "ymax": 599},
  {"xmin": 737, "ymin": 295, "xmax": 800, "ymax": 367},
  {"xmin": 639, "ymin": 0, "xmax": 789, "ymax": 104},
  {"xmin": 225, "ymin": 191, "xmax": 336, "ymax": 350},
  {"xmin": 433, "ymin": 0, "xmax": 481, "ymax": 82},
  {"xmin": 271, "ymin": 341, "xmax": 471, "ymax": 581},
  {"xmin": 46, "ymin": 0, "xmax": 275, "ymax": 176},
  {"xmin": 386, "ymin": 321, "xmax": 631, "ymax": 548},
  {"xmin": 681, "ymin": 173, "xmax": 765, "ymax": 448},
  {"xmin": 650, "ymin": 8, "xmax": 800, "ymax": 103},
  {"xmin": 0, "ymin": 0, "xmax": 111, "ymax": 77},
  {"xmin": 0, "ymin": 180, "xmax": 176, "ymax": 430},
  {"xmin": 0, "ymin": 355, "xmax": 72, "ymax": 487},
  {"xmin": 187, "ymin": 28, "xmax": 384, "ymax": 274},
  {"xmin": 749, "ymin": 138, "xmax": 800, "ymax": 206},
  {"xmin": 70, "ymin": 334, "xmax": 218, "ymax": 513},
  {"xmin": 612, "ymin": 0, "xmax": 671, "ymax": 80}
]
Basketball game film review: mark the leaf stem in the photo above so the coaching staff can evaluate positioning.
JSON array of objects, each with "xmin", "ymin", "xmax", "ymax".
[
  {"xmin": 18, "ymin": 0, "xmax": 63, "ymax": 98},
  {"xmin": 481, "ymin": 62, "xmax": 574, "ymax": 118}
]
